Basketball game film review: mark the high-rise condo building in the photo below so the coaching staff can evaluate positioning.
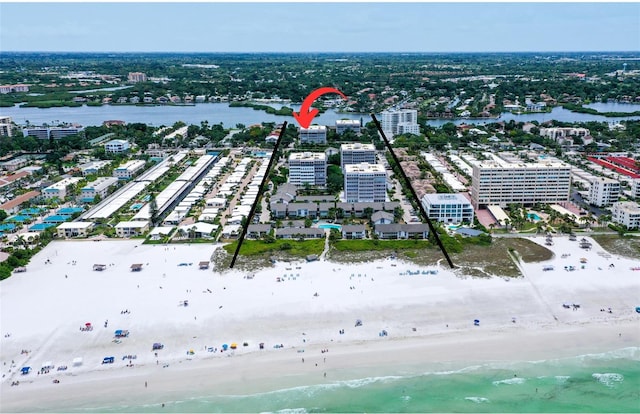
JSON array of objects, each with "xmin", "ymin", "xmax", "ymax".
[
  {"xmin": 344, "ymin": 163, "xmax": 387, "ymax": 203},
  {"xmin": 288, "ymin": 152, "xmax": 327, "ymax": 187},
  {"xmin": 128, "ymin": 72, "xmax": 147, "ymax": 83},
  {"xmin": 588, "ymin": 177, "xmax": 620, "ymax": 207},
  {"xmin": 299, "ymin": 125, "xmax": 327, "ymax": 145},
  {"xmin": 471, "ymin": 160, "xmax": 571, "ymax": 209},
  {"xmin": 380, "ymin": 109, "xmax": 420, "ymax": 138},
  {"xmin": 336, "ymin": 119, "xmax": 361, "ymax": 134},
  {"xmin": 340, "ymin": 143, "xmax": 376, "ymax": 170},
  {"xmin": 0, "ymin": 116, "xmax": 12, "ymax": 137}
]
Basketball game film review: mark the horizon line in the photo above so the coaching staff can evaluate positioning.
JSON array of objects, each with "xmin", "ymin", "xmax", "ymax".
[{"xmin": 1, "ymin": 50, "xmax": 638, "ymax": 55}]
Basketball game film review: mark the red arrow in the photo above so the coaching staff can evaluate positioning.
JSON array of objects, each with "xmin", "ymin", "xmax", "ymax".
[{"xmin": 292, "ymin": 87, "xmax": 347, "ymax": 128}]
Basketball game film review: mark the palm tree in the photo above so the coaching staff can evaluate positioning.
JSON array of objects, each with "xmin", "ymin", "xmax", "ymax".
[
  {"xmin": 547, "ymin": 209, "xmax": 561, "ymax": 226},
  {"xmin": 578, "ymin": 215, "xmax": 590, "ymax": 228},
  {"xmin": 597, "ymin": 214, "xmax": 611, "ymax": 228},
  {"xmin": 14, "ymin": 234, "xmax": 28, "ymax": 250}
]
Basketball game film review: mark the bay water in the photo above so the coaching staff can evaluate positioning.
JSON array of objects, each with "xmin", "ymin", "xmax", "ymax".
[{"xmin": 2, "ymin": 102, "xmax": 640, "ymax": 129}]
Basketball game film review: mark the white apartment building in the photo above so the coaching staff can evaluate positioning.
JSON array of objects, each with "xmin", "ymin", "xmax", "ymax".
[
  {"xmin": 539, "ymin": 127, "xmax": 590, "ymax": 143},
  {"xmin": 611, "ymin": 201, "xmax": 640, "ymax": 230},
  {"xmin": 50, "ymin": 126, "xmax": 83, "ymax": 139},
  {"xmin": 128, "ymin": 72, "xmax": 147, "ymax": 83},
  {"xmin": 471, "ymin": 161, "xmax": 571, "ymax": 209},
  {"xmin": 380, "ymin": 109, "xmax": 420, "ymax": 138},
  {"xmin": 80, "ymin": 176, "xmax": 119, "ymax": 201},
  {"xmin": 0, "ymin": 84, "xmax": 29, "ymax": 94},
  {"xmin": 288, "ymin": 152, "xmax": 326, "ymax": 187},
  {"xmin": 0, "ymin": 116, "xmax": 13, "ymax": 137},
  {"xmin": 23, "ymin": 126, "xmax": 84, "ymax": 140},
  {"xmin": 104, "ymin": 139, "xmax": 130, "ymax": 153},
  {"xmin": 113, "ymin": 159, "xmax": 146, "ymax": 180},
  {"xmin": 336, "ymin": 119, "xmax": 361, "ymax": 134},
  {"xmin": 42, "ymin": 177, "xmax": 83, "ymax": 200},
  {"xmin": 344, "ymin": 163, "xmax": 387, "ymax": 203},
  {"xmin": 115, "ymin": 221, "xmax": 149, "ymax": 237},
  {"xmin": 299, "ymin": 125, "xmax": 327, "ymax": 145},
  {"xmin": 632, "ymin": 179, "xmax": 640, "ymax": 199},
  {"xmin": 79, "ymin": 160, "xmax": 111, "ymax": 176},
  {"xmin": 265, "ymin": 134, "xmax": 279, "ymax": 144},
  {"xmin": 421, "ymin": 193, "xmax": 475, "ymax": 224},
  {"xmin": 57, "ymin": 221, "xmax": 95, "ymax": 238},
  {"xmin": 588, "ymin": 177, "xmax": 620, "ymax": 207},
  {"xmin": 0, "ymin": 158, "xmax": 27, "ymax": 172},
  {"xmin": 340, "ymin": 143, "xmax": 376, "ymax": 170},
  {"xmin": 22, "ymin": 127, "xmax": 49, "ymax": 140}
]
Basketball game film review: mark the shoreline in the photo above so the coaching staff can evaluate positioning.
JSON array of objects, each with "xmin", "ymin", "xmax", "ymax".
[
  {"xmin": 1, "ymin": 236, "xmax": 639, "ymax": 411},
  {"xmin": 3, "ymin": 322, "xmax": 638, "ymax": 412}
]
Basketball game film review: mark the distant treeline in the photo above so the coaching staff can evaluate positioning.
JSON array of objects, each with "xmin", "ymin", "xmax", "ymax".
[
  {"xmin": 562, "ymin": 103, "xmax": 640, "ymax": 118},
  {"xmin": 229, "ymin": 101, "xmax": 293, "ymax": 116}
]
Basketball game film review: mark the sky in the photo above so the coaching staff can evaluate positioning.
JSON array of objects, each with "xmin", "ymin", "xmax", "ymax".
[{"xmin": 0, "ymin": 2, "xmax": 638, "ymax": 53}]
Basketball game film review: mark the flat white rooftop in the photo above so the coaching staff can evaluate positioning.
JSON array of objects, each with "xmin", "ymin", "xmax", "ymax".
[
  {"xmin": 57, "ymin": 221, "xmax": 94, "ymax": 229},
  {"xmin": 290, "ymin": 152, "xmax": 326, "ymax": 161},
  {"xmin": 345, "ymin": 163, "xmax": 386, "ymax": 173}
]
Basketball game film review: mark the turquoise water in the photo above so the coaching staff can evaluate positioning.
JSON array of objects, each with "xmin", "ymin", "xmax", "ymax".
[
  {"xmin": 318, "ymin": 223, "xmax": 342, "ymax": 230},
  {"xmin": 528, "ymin": 213, "xmax": 542, "ymax": 221},
  {"xmin": 74, "ymin": 348, "xmax": 639, "ymax": 413}
]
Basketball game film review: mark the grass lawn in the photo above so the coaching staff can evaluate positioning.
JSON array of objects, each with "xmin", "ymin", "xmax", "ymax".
[
  {"xmin": 328, "ymin": 237, "xmax": 552, "ymax": 278},
  {"xmin": 223, "ymin": 239, "xmax": 325, "ymax": 257},
  {"xmin": 332, "ymin": 239, "xmax": 431, "ymax": 252},
  {"xmin": 591, "ymin": 234, "xmax": 640, "ymax": 260},
  {"xmin": 213, "ymin": 239, "xmax": 326, "ymax": 272},
  {"xmin": 214, "ymin": 236, "xmax": 555, "ymax": 278}
]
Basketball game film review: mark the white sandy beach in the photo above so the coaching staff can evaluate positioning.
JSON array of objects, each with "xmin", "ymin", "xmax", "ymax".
[{"xmin": 0, "ymin": 236, "xmax": 639, "ymax": 411}]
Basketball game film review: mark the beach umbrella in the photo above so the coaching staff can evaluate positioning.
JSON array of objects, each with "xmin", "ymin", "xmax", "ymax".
[
  {"xmin": 230, "ymin": 343, "xmax": 237, "ymax": 349},
  {"xmin": 222, "ymin": 344, "xmax": 228, "ymax": 350}
]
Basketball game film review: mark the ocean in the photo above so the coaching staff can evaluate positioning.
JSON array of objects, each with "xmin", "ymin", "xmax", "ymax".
[{"xmin": 76, "ymin": 347, "xmax": 639, "ymax": 413}]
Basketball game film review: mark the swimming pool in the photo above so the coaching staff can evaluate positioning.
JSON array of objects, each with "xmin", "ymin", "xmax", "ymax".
[
  {"xmin": 318, "ymin": 223, "xmax": 342, "ymax": 230},
  {"xmin": 130, "ymin": 203, "xmax": 144, "ymax": 211},
  {"xmin": 528, "ymin": 213, "xmax": 542, "ymax": 221}
]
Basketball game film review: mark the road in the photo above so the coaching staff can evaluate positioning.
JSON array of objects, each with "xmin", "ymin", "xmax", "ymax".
[
  {"xmin": 570, "ymin": 189, "xmax": 607, "ymax": 217},
  {"xmin": 218, "ymin": 160, "xmax": 261, "ymax": 228}
]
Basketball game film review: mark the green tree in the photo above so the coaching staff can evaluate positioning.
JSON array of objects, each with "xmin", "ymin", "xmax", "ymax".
[{"xmin": 149, "ymin": 193, "xmax": 158, "ymax": 226}]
